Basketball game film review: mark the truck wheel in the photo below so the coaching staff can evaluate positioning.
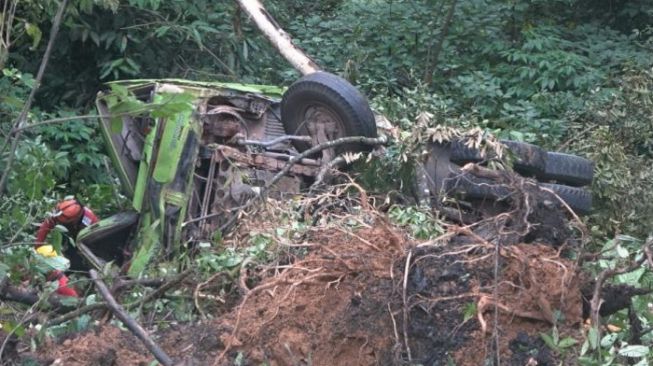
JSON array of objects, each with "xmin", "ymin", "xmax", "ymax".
[
  {"xmin": 281, "ymin": 72, "xmax": 377, "ymax": 154},
  {"xmin": 502, "ymin": 140, "xmax": 547, "ymax": 176},
  {"xmin": 450, "ymin": 140, "xmax": 547, "ymax": 176},
  {"xmin": 540, "ymin": 183, "xmax": 592, "ymax": 214},
  {"xmin": 543, "ymin": 152, "xmax": 594, "ymax": 187},
  {"xmin": 442, "ymin": 171, "xmax": 592, "ymax": 214}
]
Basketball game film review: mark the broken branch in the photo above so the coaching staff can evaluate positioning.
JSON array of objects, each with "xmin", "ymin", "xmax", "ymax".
[
  {"xmin": 0, "ymin": 0, "xmax": 68, "ymax": 196},
  {"xmin": 89, "ymin": 270, "xmax": 174, "ymax": 366},
  {"xmin": 402, "ymin": 249, "xmax": 413, "ymax": 362},
  {"xmin": 46, "ymin": 303, "xmax": 108, "ymax": 327},
  {"xmin": 0, "ymin": 277, "xmax": 73, "ymax": 310},
  {"xmin": 47, "ymin": 270, "xmax": 192, "ymax": 327},
  {"xmin": 266, "ymin": 135, "xmax": 387, "ymax": 196},
  {"xmin": 590, "ymin": 238, "xmax": 653, "ymax": 335}
]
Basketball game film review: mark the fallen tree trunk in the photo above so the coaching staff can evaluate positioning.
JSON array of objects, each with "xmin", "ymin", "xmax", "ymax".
[
  {"xmin": 0, "ymin": 277, "xmax": 71, "ymax": 310},
  {"xmin": 235, "ymin": 0, "xmax": 398, "ymax": 138},
  {"xmin": 235, "ymin": 0, "xmax": 319, "ymax": 76}
]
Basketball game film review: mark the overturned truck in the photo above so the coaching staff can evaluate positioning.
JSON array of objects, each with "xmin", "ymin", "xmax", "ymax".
[
  {"xmin": 85, "ymin": 70, "xmax": 594, "ymax": 276},
  {"xmin": 92, "ymin": 72, "xmax": 381, "ymax": 275}
]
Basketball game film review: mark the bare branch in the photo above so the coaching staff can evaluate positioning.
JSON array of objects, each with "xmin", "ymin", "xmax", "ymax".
[
  {"xmin": 89, "ymin": 270, "xmax": 174, "ymax": 366},
  {"xmin": 265, "ymin": 136, "xmax": 387, "ymax": 194},
  {"xmin": 0, "ymin": 276, "xmax": 73, "ymax": 310},
  {"xmin": 424, "ymin": 0, "xmax": 458, "ymax": 85},
  {"xmin": 0, "ymin": 0, "xmax": 69, "ymax": 196},
  {"xmin": 590, "ymin": 238, "xmax": 653, "ymax": 338},
  {"xmin": 10, "ymin": 114, "xmax": 100, "ymax": 134},
  {"xmin": 235, "ymin": 0, "xmax": 320, "ymax": 75}
]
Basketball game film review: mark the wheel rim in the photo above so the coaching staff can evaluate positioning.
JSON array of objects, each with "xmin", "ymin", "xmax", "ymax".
[{"xmin": 297, "ymin": 103, "xmax": 346, "ymax": 160}]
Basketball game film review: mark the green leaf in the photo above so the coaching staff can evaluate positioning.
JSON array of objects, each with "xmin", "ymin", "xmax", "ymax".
[
  {"xmin": 59, "ymin": 297, "xmax": 79, "ymax": 307},
  {"xmin": 24, "ymin": 23, "xmax": 42, "ymax": 50},
  {"xmin": 0, "ymin": 262, "xmax": 9, "ymax": 280},
  {"xmin": 558, "ymin": 337, "xmax": 578, "ymax": 349},
  {"xmin": 154, "ymin": 26, "xmax": 170, "ymax": 38},
  {"xmin": 462, "ymin": 302, "xmax": 477, "ymax": 323},
  {"xmin": 109, "ymin": 83, "xmax": 130, "ymax": 98},
  {"xmin": 617, "ymin": 267, "xmax": 645, "ymax": 285},
  {"xmin": 190, "ymin": 28, "xmax": 203, "ymax": 48},
  {"xmin": 149, "ymin": 93, "xmax": 194, "ymax": 118},
  {"xmin": 2, "ymin": 321, "xmax": 26, "ymax": 337},
  {"xmin": 34, "ymin": 254, "xmax": 70, "ymax": 272},
  {"xmin": 110, "ymin": 100, "xmax": 145, "ymax": 115},
  {"xmin": 74, "ymin": 314, "xmax": 92, "ymax": 332},
  {"xmin": 120, "ymin": 36, "xmax": 128, "ymax": 52},
  {"xmin": 213, "ymin": 229, "xmax": 222, "ymax": 245},
  {"xmin": 580, "ymin": 339, "xmax": 589, "ymax": 356},
  {"xmin": 588, "ymin": 326, "xmax": 599, "ymax": 350},
  {"xmin": 615, "ymin": 244, "xmax": 629, "ymax": 258},
  {"xmin": 50, "ymin": 229, "xmax": 63, "ymax": 255},
  {"xmin": 90, "ymin": 31, "xmax": 100, "ymax": 46},
  {"xmin": 124, "ymin": 58, "xmax": 141, "ymax": 73},
  {"xmin": 600, "ymin": 333, "xmax": 618, "ymax": 348},
  {"xmin": 540, "ymin": 332, "xmax": 557, "ymax": 350},
  {"xmin": 618, "ymin": 345, "xmax": 649, "ymax": 358}
]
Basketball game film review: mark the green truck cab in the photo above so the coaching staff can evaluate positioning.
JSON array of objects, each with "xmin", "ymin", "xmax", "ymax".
[{"xmin": 77, "ymin": 73, "xmax": 378, "ymax": 276}]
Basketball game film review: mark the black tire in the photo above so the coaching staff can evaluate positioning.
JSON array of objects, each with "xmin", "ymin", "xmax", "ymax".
[
  {"xmin": 442, "ymin": 170, "xmax": 512, "ymax": 200},
  {"xmin": 540, "ymin": 183, "xmax": 592, "ymax": 214},
  {"xmin": 450, "ymin": 139, "xmax": 546, "ymax": 176},
  {"xmin": 442, "ymin": 171, "xmax": 591, "ymax": 214},
  {"xmin": 280, "ymin": 72, "xmax": 377, "ymax": 153},
  {"xmin": 543, "ymin": 152, "xmax": 594, "ymax": 187},
  {"xmin": 502, "ymin": 140, "xmax": 546, "ymax": 176},
  {"xmin": 449, "ymin": 140, "xmax": 483, "ymax": 163}
]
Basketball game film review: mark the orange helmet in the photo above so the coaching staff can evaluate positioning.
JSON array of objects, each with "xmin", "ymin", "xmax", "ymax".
[{"xmin": 53, "ymin": 199, "xmax": 83, "ymax": 225}]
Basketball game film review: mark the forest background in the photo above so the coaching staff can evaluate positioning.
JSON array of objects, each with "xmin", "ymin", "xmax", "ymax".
[{"xmin": 1, "ymin": 0, "xmax": 653, "ymax": 363}]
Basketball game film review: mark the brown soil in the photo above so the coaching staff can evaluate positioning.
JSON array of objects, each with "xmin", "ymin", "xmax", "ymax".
[
  {"xmin": 213, "ymin": 224, "xmax": 405, "ymax": 366},
  {"xmin": 33, "ymin": 326, "xmax": 152, "ymax": 366},
  {"xmin": 453, "ymin": 244, "xmax": 582, "ymax": 365},
  {"xmin": 18, "ymin": 208, "xmax": 584, "ymax": 366}
]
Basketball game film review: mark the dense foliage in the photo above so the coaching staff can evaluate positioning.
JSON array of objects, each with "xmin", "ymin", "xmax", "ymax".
[{"xmin": 2, "ymin": 0, "xmax": 653, "ymax": 363}]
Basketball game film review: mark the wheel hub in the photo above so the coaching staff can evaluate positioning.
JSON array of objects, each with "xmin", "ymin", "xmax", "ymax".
[{"xmin": 304, "ymin": 106, "xmax": 345, "ymax": 161}]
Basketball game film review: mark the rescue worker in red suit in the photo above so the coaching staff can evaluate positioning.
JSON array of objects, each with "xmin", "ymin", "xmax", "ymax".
[{"xmin": 35, "ymin": 198, "xmax": 98, "ymax": 297}]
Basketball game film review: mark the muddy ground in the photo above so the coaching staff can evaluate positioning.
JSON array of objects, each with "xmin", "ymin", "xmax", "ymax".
[{"xmin": 14, "ymin": 210, "xmax": 585, "ymax": 366}]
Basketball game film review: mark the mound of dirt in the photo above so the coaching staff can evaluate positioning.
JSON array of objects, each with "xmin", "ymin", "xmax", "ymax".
[
  {"xmin": 33, "ymin": 326, "xmax": 152, "ymax": 366},
  {"xmin": 211, "ymin": 221, "xmax": 582, "ymax": 365},
  {"xmin": 453, "ymin": 243, "xmax": 582, "ymax": 365},
  {"xmin": 20, "ymin": 212, "xmax": 585, "ymax": 366},
  {"xmin": 214, "ymin": 224, "xmax": 405, "ymax": 365}
]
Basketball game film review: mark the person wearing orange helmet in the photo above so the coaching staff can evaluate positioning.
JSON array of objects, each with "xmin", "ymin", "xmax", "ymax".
[{"xmin": 35, "ymin": 198, "xmax": 99, "ymax": 297}]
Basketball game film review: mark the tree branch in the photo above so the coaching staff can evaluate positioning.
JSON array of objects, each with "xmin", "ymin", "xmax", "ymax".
[
  {"xmin": 134, "ymin": 268, "xmax": 194, "ymax": 309},
  {"xmin": 265, "ymin": 136, "xmax": 387, "ymax": 194},
  {"xmin": 590, "ymin": 238, "xmax": 653, "ymax": 338},
  {"xmin": 0, "ymin": 0, "xmax": 68, "ymax": 196},
  {"xmin": 235, "ymin": 0, "xmax": 319, "ymax": 76},
  {"xmin": 89, "ymin": 270, "xmax": 174, "ymax": 366},
  {"xmin": 424, "ymin": 0, "xmax": 458, "ymax": 85},
  {"xmin": 45, "ymin": 303, "xmax": 108, "ymax": 326},
  {"xmin": 0, "ymin": 276, "xmax": 72, "ymax": 310},
  {"xmin": 9, "ymin": 114, "xmax": 99, "ymax": 134}
]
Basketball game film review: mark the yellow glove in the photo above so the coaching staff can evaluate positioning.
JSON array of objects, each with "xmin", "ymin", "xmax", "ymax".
[{"xmin": 36, "ymin": 245, "xmax": 58, "ymax": 258}]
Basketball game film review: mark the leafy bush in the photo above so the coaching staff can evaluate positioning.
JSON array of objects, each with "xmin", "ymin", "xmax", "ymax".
[{"xmin": 568, "ymin": 68, "xmax": 653, "ymax": 238}]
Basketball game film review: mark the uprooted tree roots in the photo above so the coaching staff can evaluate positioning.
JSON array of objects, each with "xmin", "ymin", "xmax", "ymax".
[
  {"xmin": 209, "ymin": 219, "xmax": 582, "ymax": 366},
  {"xmin": 8, "ymin": 167, "xmax": 653, "ymax": 366}
]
